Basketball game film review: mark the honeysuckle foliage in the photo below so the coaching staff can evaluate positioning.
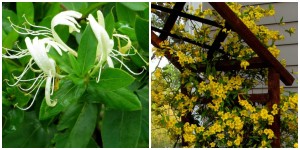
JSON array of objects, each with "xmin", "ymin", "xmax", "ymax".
[
  {"xmin": 151, "ymin": 2, "xmax": 297, "ymax": 148},
  {"xmin": 2, "ymin": 2, "xmax": 149, "ymax": 148}
]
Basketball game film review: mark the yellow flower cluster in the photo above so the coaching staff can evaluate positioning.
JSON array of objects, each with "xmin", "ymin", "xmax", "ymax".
[
  {"xmin": 238, "ymin": 96, "xmax": 256, "ymax": 112},
  {"xmin": 151, "ymin": 2, "xmax": 297, "ymax": 148},
  {"xmin": 183, "ymin": 122, "xmax": 197, "ymax": 146},
  {"xmin": 240, "ymin": 60, "xmax": 250, "ymax": 70},
  {"xmin": 263, "ymin": 128, "xmax": 275, "ymax": 139},
  {"xmin": 198, "ymin": 75, "xmax": 245, "ymax": 112}
]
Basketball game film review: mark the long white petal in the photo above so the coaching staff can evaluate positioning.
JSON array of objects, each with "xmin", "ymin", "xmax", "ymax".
[
  {"xmin": 97, "ymin": 10, "xmax": 105, "ymax": 28},
  {"xmin": 87, "ymin": 14, "xmax": 114, "ymax": 62},
  {"xmin": 107, "ymin": 56, "xmax": 114, "ymax": 68},
  {"xmin": 25, "ymin": 37, "xmax": 56, "ymax": 76},
  {"xmin": 45, "ymin": 76, "xmax": 57, "ymax": 107}
]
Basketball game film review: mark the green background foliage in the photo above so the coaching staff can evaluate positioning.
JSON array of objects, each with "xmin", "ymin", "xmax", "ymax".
[{"xmin": 2, "ymin": 2, "xmax": 149, "ymax": 148}]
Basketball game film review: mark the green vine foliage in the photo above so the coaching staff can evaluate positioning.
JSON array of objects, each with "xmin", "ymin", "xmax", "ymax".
[{"xmin": 2, "ymin": 2, "xmax": 149, "ymax": 148}]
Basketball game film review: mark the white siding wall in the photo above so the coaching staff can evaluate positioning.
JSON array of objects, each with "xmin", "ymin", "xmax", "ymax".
[{"xmin": 202, "ymin": 2, "xmax": 298, "ymax": 93}]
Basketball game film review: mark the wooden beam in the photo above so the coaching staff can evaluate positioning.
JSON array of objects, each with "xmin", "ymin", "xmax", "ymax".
[
  {"xmin": 152, "ymin": 4, "xmax": 223, "ymax": 28},
  {"xmin": 207, "ymin": 23, "xmax": 229, "ymax": 59},
  {"xmin": 268, "ymin": 68, "xmax": 280, "ymax": 148},
  {"xmin": 198, "ymin": 93, "xmax": 269, "ymax": 105},
  {"xmin": 151, "ymin": 31, "xmax": 184, "ymax": 72},
  {"xmin": 248, "ymin": 93, "xmax": 269, "ymax": 104},
  {"xmin": 209, "ymin": 2, "xmax": 294, "ymax": 85},
  {"xmin": 159, "ymin": 2, "xmax": 185, "ymax": 40},
  {"xmin": 152, "ymin": 26, "xmax": 211, "ymax": 49}
]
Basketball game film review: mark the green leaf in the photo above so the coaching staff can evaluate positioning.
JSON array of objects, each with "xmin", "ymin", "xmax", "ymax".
[
  {"xmin": 120, "ymin": 2, "xmax": 148, "ymax": 11},
  {"xmin": 48, "ymin": 48, "xmax": 73, "ymax": 74},
  {"xmin": 116, "ymin": 3, "xmax": 136, "ymax": 27},
  {"xmin": 77, "ymin": 25, "xmax": 98, "ymax": 75},
  {"xmin": 2, "ymin": 30, "xmax": 19, "ymax": 49},
  {"xmin": 87, "ymin": 87, "xmax": 141, "ymax": 111},
  {"xmin": 57, "ymin": 103, "xmax": 83, "ymax": 131},
  {"xmin": 105, "ymin": 7, "xmax": 115, "ymax": 39},
  {"xmin": 2, "ymin": 9, "xmax": 18, "ymax": 33},
  {"xmin": 129, "ymin": 48, "xmax": 148, "ymax": 68},
  {"xmin": 280, "ymin": 16, "xmax": 284, "ymax": 24},
  {"xmin": 68, "ymin": 53, "xmax": 81, "ymax": 76},
  {"xmin": 17, "ymin": 2, "xmax": 34, "ymax": 25},
  {"xmin": 45, "ymin": 3, "xmax": 62, "ymax": 18},
  {"xmin": 118, "ymin": 26, "xmax": 137, "ymax": 40},
  {"xmin": 61, "ymin": 2, "xmax": 88, "ymax": 12},
  {"xmin": 55, "ymin": 26, "xmax": 70, "ymax": 43},
  {"xmin": 102, "ymin": 110, "xmax": 142, "ymax": 148},
  {"xmin": 87, "ymin": 138, "xmax": 99, "ymax": 148},
  {"xmin": 3, "ymin": 111, "xmax": 54, "ymax": 148},
  {"xmin": 136, "ymin": 86, "xmax": 149, "ymax": 147},
  {"xmin": 39, "ymin": 80, "xmax": 86, "ymax": 120},
  {"xmin": 81, "ymin": 2, "xmax": 108, "ymax": 17},
  {"xmin": 3, "ymin": 109, "xmax": 24, "ymax": 135},
  {"xmin": 65, "ymin": 102, "xmax": 98, "ymax": 148},
  {"xmin": 135, "ymin": 16, "xmax": 149, "ymax": 51},
  {"xmin": 143, "ymin": 7, "xmax": 149, "ymax": 20},
  {"xmin": 89, "ymin": 68, "xmax": 135, "ymax": 91}
]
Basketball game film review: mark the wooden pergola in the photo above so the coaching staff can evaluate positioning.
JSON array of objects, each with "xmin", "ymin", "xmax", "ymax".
[{"xmin": 151, "ymin": 2, "xmax": 295, "ymax": 148}]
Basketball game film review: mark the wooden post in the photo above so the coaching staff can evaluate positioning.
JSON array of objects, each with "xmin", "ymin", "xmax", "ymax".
[{"xmin": 268, "ymin": 67, "xmax": 280, "ymax": 147}]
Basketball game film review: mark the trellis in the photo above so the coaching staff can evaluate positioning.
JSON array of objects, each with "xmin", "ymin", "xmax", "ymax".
[{"xmin": 151, "ymin": 2, "xmax": 295, "ymax": 148}]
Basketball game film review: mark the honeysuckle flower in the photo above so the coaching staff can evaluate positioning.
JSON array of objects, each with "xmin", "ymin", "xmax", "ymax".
[
  {"xmin": 87, "ymin": 10, "xmax": 146, "ymax": 83},
  {"xmin": 3, "ymin": 37, "xmax": 62, "ymax": 110},
  {"xmin": 8, "ymin": 10, "xmax": 82, "ymax": 57}
]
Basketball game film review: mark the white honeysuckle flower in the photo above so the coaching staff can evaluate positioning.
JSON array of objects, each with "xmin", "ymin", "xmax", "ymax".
[
  {"xmin": 87, "ymin": 10, "xmax": 145, "ymax": 83},
  {"xmin": 7, "ymin": 10, "xmax": 82, "ymax": 57},
  {"xmin": 51, "ymin": 11, "xmax": 82, "ymax": 56},
  {"xmin": 3, "ymin": 37, "xmax": 62, "ymax": 110}
]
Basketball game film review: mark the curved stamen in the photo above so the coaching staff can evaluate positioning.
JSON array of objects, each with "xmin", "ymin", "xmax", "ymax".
[
  {"xmin": 113, "ymin": 34, "xmax": 132, "ymax": 54},
  {"xmin": 111, "ymin": 55, "xmax": 145, "ymax": 75},
  {"xmin": 15, "ymin": 41, "xmax": 28, "ymax": 52},
  {"xmin": 28, "ymin": 59, "xmax": 42, "ymax": 73},
  {"xmin": 2, "ymin": 47, "xmax": 29, "ymax": 58},
  {"xmin": 135, "ymin": 50, "xmax": 149, "ymax": 65},
  {"xmin": 7, "ymin": 63, "xmax": 32, "ymax": 86},
  {"xmin": 22, "ymin": 74, "xmax": 46, "ymax": 94},
  {"xmin": 11, "ymin": 24, "xmax": 52, "ymax": 36},
  {"xmin": 17, "ymin": 73, "xmax": 44, "ymax": 92},
  {"xmin": 22, "ymin": 14, "xmax": 52, "ymax": 31},
  {"xmin": 15, "ymin": 78, "xmax": 46, "ymax": 111},
  {"xmin": 111, "ymin": 49, "xmax": 136, "ymax": 57},
  {"xmin": 22, "ymin": 22, "xmax": 52, "ymax": 34}
]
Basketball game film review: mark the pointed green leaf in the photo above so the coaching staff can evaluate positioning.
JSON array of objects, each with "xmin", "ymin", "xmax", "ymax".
[
  {"xmin": 135, "ymin": 16, "xmax": 149, "ymax": 51},
  {"xmin": 2, "ymin": 30, "xmax": 19, "ymax": 49},
  {"xmin": 105, "ymin": 7, "xmax": 115, "ymax": 38},
  {"xmin": 65, "ymin": 103, "xmax": 97, "ymax": 148},
  {"xmin": 77, "ymin": 25, "xmax": 98, "ymax": 75},
  {"xmin": 87, "ymin": 87, "xmax": 141, "ymax": 111},
  {"xmin": 89, "ymin": 68, "xmax": 135, "ymax": 91},
  {"xmin": 39, "ymin": 81, "xmax": 86, "ymax": 120},
  {"xmin": 17, "ymin": 2, "xmax": 34, "ymax": 25},
  {"xmin": 2, "ymin": 9, "xmax": 18, "ymax": 33},
  {"xmin": 48, "ymin": 48, "xmax": 73, "ymax": 74},
  {"xmin": 120, "ymin": 2, "xmax": 148, "ymax": 11},
  {"xmin": 116, "ymin": 3, "xmax": 136, "ymax": 27},
  {"xmin": 57, "ymin": 103, "xmax": 83, "ymax": 131},
  {"xmin": 61, "ymin": 2, "xmax": 88, "ymax": 12},
  {"xmin": 102, "ymin": 110, "xmax": 142, "ymax": 148},
  {"xmin": 136, "ymin": 86, "xmax": 149, "ymax": 147}
]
